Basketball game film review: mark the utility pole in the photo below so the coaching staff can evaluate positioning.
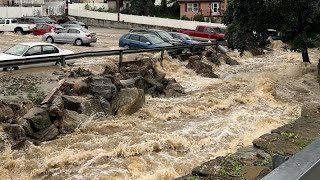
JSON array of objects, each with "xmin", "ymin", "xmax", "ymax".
[{"xmin": 117, "ymin": 0, "xmax": 119, "ymax": 21}]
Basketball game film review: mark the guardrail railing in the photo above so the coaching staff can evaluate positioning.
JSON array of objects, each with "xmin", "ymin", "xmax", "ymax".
[
  {"xmin": 0, "ymin": 41, "xmax": 227, "ymax": 69},
  {"xmin": 262, "ymin": 139, "xmax": 320, "ymax": 180}
]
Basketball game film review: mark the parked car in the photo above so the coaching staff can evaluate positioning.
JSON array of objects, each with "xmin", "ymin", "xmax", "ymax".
[
  {"xmin": 60, "ymin": 23, "xmax": 83, "ymax": 29},
  {"xmin": 31, "ymin": 24, "xmax": 63, "ymax": 36},
  {"xmin": 129, "ymin": 29, "xmax": 182, "ymax": 45},
  {"xmin": 42, "ymin": 27, "xmax": 97, "ymax": 46},
  {"xmin": 176, "ymin": 25, "xmax": 225, "ymax": 41},
  {"xmin": 20, "ymin": 17, "xmax": 46, "ymax": 24},
  {"xmin": 61, "ymin": 21, "xmax": 88, "ymax": 29},
  {"xmin": 56, "ymin": 16, "xmax": 76, "ymax": 24},
  {"xmin": 0, "ymin": 18, "xmax": 35, "ymax": 34},
  {"xmin": 169, "ymin": 32, "xmax": 202, "ymax": 45},
  {"xmin": 0, "ymin": 42, "xmax": 74, "ymax": 71},
  {"xmin": 39, "ymin": 16, "xmax": 56, "ymax": 24},
  {"xmin": 119, "ymin": 33, "xmax": 174, "ymax": 55},
  {"xmin": 169, "ymin": 32, "xmax": 204, "ymax": 52}
]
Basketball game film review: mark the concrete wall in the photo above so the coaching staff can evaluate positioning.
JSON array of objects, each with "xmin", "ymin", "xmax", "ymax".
[
  {"xmin": 68, "ymin": 6, "xmax": 226, "ymax": 30},
  {"xmin": 76, "ymin": 16, "xmax": 174, "ymax": 31},
  {"xmin": 70, "ymin": 2, "xmax": 108, "ymax": 10},
  {"xmin": 0, "ymin": 6, "xmax": 43, "ymax": 18}
]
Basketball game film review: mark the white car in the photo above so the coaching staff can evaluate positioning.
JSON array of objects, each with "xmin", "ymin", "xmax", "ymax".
[
  {"xmin": 0, "ymin": 19, "xmax": 35, "ymax": 34},
  {"xmin": 0, "ymin": 42, "xmax": 74, "ymax": 71}
]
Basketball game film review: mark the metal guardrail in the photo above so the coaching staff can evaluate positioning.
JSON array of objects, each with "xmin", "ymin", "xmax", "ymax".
[
  {"xmin": 0, "ymin": 41, "xmax": 227, "ymax": 69},
  {"xmin": 262, "ymin": 139, "xmax": 320, "ymax": 180}
]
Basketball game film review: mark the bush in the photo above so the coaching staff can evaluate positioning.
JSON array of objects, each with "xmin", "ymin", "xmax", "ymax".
[
  {"xmin": 84, "ymin": 4, "xmax": 91, "ymax": 10},
  {"xmin": 181, "ymin": 15, "xmax": 190, "ymax": 20},
  {"xmin": 193, "ymin": 14, "xmax": 205, "ymax": 22}
]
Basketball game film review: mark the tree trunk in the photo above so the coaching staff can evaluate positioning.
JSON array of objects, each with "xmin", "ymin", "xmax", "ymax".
[{"xmin": 301, "ymin": 44, "xmax": 311, "ymax": 63}]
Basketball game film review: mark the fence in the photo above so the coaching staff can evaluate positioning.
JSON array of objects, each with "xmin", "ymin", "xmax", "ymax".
[
  {"xmin": 45, "ymin": 1, "xmax": 65, "ymax": 15},
  {"xmin": 70, "ymin": 3, "xmax": 109, "ymax": 11},
  {"xmin": 68, "ymin": 4, "xmax": 226, "ymax": 30},
  {"xmin": 0, "ymin": 6, "xmax": 43, "ymax": 18}
]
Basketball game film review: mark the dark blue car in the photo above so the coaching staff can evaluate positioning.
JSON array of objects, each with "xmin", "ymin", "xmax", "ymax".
[
  {"xmin": 119, "ymin": 33, "xmax": 173, "ymax": 49},
  {"xmin": 169, "ymin": 32, "xmax": 202, "ymax": 45}
]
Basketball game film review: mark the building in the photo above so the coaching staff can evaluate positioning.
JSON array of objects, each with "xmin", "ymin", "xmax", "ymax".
[{"xmin": 177, "ymin": 0, "xmax": 227, "ymax": 21}]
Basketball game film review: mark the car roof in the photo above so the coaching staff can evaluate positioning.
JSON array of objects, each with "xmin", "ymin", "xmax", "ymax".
[
  {"xmin": 126, "ymin": 32, "xmax": 157, "ymax": 37},
  {"xmin": 65, "ymin": 27, "xmax": 83, "ymax": 30},
  {"xmin": 18, "ymin": 42, "xmax": 57, "ymax": 46}
]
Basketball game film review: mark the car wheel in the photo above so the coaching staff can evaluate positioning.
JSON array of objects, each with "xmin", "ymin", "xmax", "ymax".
[
  {"xmin": 14, "ymin": 67, "xmax": 19, "ymax": 70},
  {"xmin": 75, "ymin": 39, "xmax": 83, "ymax": 46},
  {"xmin": 46, "ymin": 37, "xmax": 54, "ymax": 43},
  {"xmin": 14, "ymin": 28, "xmax": 23, "ymax": 34},
  {"xmin": 124, "ymin": 44, "xmax": 130, "ymax": 49}
]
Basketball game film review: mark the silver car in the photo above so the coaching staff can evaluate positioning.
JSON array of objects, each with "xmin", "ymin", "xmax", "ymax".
[{"xmin": 42, "ymin": 27, "xmax": 97, "ymax": 46}]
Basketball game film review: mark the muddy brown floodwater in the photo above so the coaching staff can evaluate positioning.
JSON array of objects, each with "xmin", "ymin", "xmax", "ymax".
[{"xmin": 1, "ymin": 29, "xmax": 320, "ymax": 180}]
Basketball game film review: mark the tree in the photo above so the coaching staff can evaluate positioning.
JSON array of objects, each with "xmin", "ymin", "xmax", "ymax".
[
  {"xmin": 161, "ymin": 0, "xmax": 167, "ymax": 13},
  {"xmin": 130, "ymin": 0, "xmax": 155, "ymax": 16},
  {"xmin": 223, "ymin": 0, "xmax": 320, "ymax": 63}
]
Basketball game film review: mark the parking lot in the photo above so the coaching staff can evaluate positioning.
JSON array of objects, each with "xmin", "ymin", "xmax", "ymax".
[{"xmin": 0, "ymin": 27, "xmax": 129, "ymax": 53}]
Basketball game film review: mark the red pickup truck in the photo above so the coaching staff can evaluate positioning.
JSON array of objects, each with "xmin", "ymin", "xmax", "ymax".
[{"xmin": 176, "ymin": 25, "xmax": 226, "ymax": 41}]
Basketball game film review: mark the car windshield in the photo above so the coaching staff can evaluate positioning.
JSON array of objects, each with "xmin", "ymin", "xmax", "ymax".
[
  {"xmin": 215, "ymin": 28, "xmax": 226, "ymax": 34},
  {"xmin": 34, "ymin": 19, "xmax": 46, "ymax": 23},
  {"xmin": 180, "ymin": 33, "xmax": 192, "ymax": 40},
  {"xmin": 157, "ymin": 31, "xmax": 173, "ymax": 40},
  {"xmin": 81, "ymin": 28, "xmax": 90, "ymax": 33},
  {"xmin": 147, "ymin": 35, "xmax": 165, "ymax": 44},
  {"xmin": 4, "ymin": 44, "xmax": 29, "ymax": 56},
  {"xmin": 68, "ymin": 17, "xmax": 76, "ymax": 21}
]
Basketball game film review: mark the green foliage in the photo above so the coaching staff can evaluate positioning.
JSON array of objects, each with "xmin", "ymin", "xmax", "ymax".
[
  {"xmin": 193, "ymin": 14, "xmax": 205, "ymax": 22},
  {"xmin": 224, "ymin": 0, "xmax": 320, "ymax": 62},
  {"xmin": 217, "ymin": 154, "xmax": 245, "ymax": 179},
  {"xmin": 223, "ymin": 0, "xmax": 271, "ymax": 55},
  {"xmin": 27, "ymin": 91, "xmax": 45, "ymax": 105},
  {"xmin": 187, "ymin": 176, "xmax": 199, "ymax": 180},
  {"xmin": 155, "ymin": 1, "xmax": 180, "ymax": 19},
  {"xmin": 130, "ymin": 0, "xmax": 155, "ymax": 16},
  {"xmin": 181, "ymin": 15, "xmax": 190, "ymax": 20}
]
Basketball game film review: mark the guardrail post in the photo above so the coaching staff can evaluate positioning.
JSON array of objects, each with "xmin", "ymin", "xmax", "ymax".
[
  {"xmin": 160, "ymin": 48, "xmax": 164, "ymax": 67},
  {"xmin": 61, "ymin": 56, "xmax": 66, "ymax": 67},
  {"xmin": 119, "ymin": 50, "xmax": 123, "ymax": 68}
]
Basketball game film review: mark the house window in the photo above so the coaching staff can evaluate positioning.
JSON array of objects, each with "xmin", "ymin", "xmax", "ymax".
[
  {"xmin": 212, "ymin": 3, "xmax": 219, "ymax": 13},
  {"xmin": 187, "ymin": 3, "xmax": 198, "ymax": 12}
]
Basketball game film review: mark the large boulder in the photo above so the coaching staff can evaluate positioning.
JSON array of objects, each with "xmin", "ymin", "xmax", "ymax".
[
  {"xmin": 0, "ymin": 102, "xmax": 14, "ymax": 123},
  {"xmin": 164, "ymin": 83, "xmax": 185, "ymax": 97},
  {"xmin": 69, "ymin": 67, "xmax": 92, "ymax": 77},
  {"xmin": 103, "ymin": 62, "xmax": 119, "ymax": 75},
  {"xmin": 3, "ymin": 124, "xmax": 25, "ymax": 141},
  {"xmin": 48, "ymin": 93, "xmax": 64, "ymax": 118},
  {"xmin": 88, "ymin": 76, "xmax": 117, "ymax": 101},
  {"xmin": 223, "ymin": 55, "xmax": 240, "ymax": 65},
  {"xmin": 33, "ymin": 124, "xmax": 59, "ymax": 141},
  {"xmin": 187, "ymin": 55, "xmax": 218, "ymax": 78},
  {"xmin": 73, "ymin": 80, "xmax": 89, "ymax": 95},
  {"xmin": 14, "ymin": 118, "xmax": 33, "ymax": 137},
  {"xmin": 62, "ymin": 95, "xmax": 82, "ymax": 112},
  {"xmin": 112, "ymin": 88, "xmax": 145, "ymax": 115},
  {"xmin": 80, "ymin": 98, "xmax": 105, "ymax": 116},
  {"xmin": 59, "ymin": 110, "xmax": 85, "ymax": 134},
  {"xmin": 23, "ymin": 107, "xmax": 51, "ymax": 131}
]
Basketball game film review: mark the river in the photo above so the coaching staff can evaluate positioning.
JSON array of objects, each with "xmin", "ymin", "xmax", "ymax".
[{"xmin": 1, "ymin": 35, "xmax": 320, "ymax": 179}]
